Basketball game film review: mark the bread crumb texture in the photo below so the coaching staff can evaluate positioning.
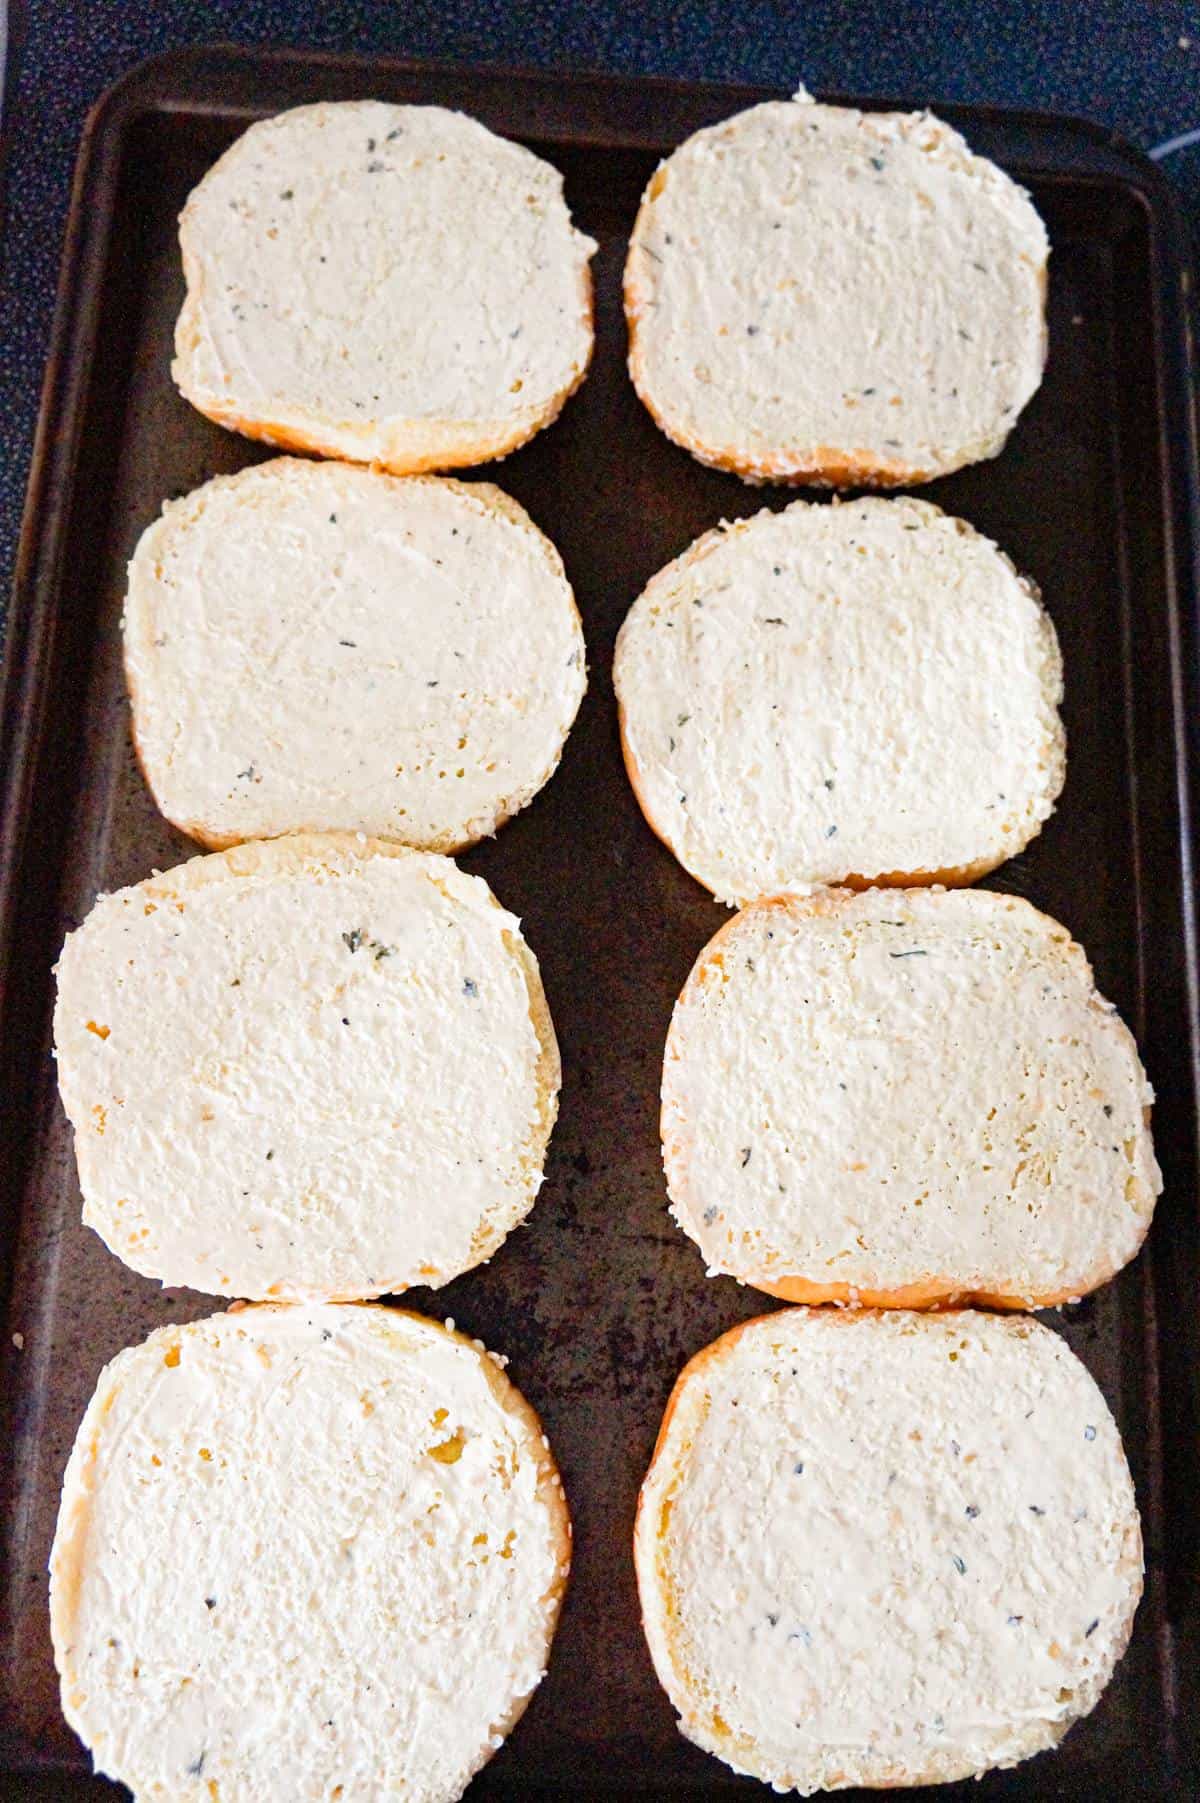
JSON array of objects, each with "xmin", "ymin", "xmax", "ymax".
[
  {"xmin": 50, "ymin": 1305, "xmax": 571, "ymax": 1802},
  {"xmin": 636, "ymin": 1307, "xmax": 1141, "ymax": 1792},
  {"xmin": 174, "ymin": 101, "xmax": 596, "ymax": 470},
  {"xmin": 615, "ymin": 496, "xmax": 1063, "ymax": 901},
  {"xmin": 53, "ymin": 835, "xmax": 560, "ymax": 1300},
  {"xmin": 663, "ymin": 887, "xmax": 1159, "ymax": 1306},
  {"xmin": 626, "ymin": 94, "xmax": 1048, "ymax": 485},
  {"xmin": 124, "ymin": 459, "xmax": 586, "ymax": 850}
]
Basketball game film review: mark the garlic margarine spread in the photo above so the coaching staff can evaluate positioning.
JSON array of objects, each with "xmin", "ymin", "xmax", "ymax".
[
  {"xmin": 53, "ymin": 835, "xmax": 560, "ymax": 1301},
  {"xmin": 173, "ymin": 101, "xmax": 597, "ymax": 470},
  {"xmin": 124, "ymin": 459, "xmax": 586, "ymax": 851},
  {"xmin": 50, "ymin": 1305, "xmax": 571, "ymax": 1802},
  {"xmin": 615, "ymin": 496, "xmax": 1064, "ymax": 901},
  {"xmin": 662, "ymin": 887, "xmax": 1159, "ymax": 1307},
  {"xmin": 636, "ymin": 1308, "xmax": 1142, "ymax": 1793},
  {"xmin": 626, "ymin": 93, "xmax": 1048, "ymax": 485}
]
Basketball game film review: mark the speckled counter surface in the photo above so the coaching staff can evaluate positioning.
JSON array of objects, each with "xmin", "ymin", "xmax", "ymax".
[{"xmin": 0, "ymin": 0, "xmax": 1198, "ymax": 621}]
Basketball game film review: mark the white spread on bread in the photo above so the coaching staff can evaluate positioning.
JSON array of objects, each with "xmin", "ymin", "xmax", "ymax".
[
  {"xmin": 626, "ymin": 95, "xmax": 1048, "ymax": 485},
  {"xmin": 636, "ymin": 1308, "xmax": 1142, "ymax": 1792},
  {"xmin": 124, "ymin": 460, "xmax": 586, "ymax": 850},
  {"xmin": 53, "ymin": 836, "xmax": 559, "ymax": 1300},
  {"xmin": 663, "ymin": 888, "xmax": 1159, "ymax": 1306},
  {"xmin": 615, "ymin": 497, "xmax": 1064, "ymax": 902},
  {"xmin": 174, "ymin": 102, "xmax": 596, "ymax": 470},
  {"xmin": 50, "ymin": 1305, "xmax": 571, "ymax": 1802}
]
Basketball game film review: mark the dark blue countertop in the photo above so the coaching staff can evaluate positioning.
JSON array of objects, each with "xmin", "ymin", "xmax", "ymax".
[{"xmin": 2, "ymin": 0, "xmax": 1199, "ymax": 620}]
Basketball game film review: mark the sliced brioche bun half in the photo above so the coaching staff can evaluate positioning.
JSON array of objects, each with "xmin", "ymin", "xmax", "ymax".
[
  {"xmin": 51, "ymin": 1303, "xmax": 571, "ymax": 1803},
  {"xmin": 123, "ymin": 459, "xmax": 586, "ymax": 851},
  {"xmin": 625, "ymin": 92, "xmax": 1048, "ymax": 486},
  {"xmin": 53, "ymin": 834, "xmax": 560, "ymax": 1301},
  {"xmin": 636, "ymin": 1307, "xmax": 1142, "ymax": 1793},
  {"xmin": 173, "ymin": 101, "xmax": 596, "ymax": 471},
  {"xmin": 614, "ymin": 496, "xmax": 1064, "ymax": 904},
  {"xmin": 662, "ymin": 887, "xmax": 1160, "ymax": 1309}
]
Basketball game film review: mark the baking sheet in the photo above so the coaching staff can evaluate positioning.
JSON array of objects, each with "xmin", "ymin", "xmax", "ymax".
[{"xmin": 1, "ymin": 47, "xmax": 1198, "ymax": 1799}]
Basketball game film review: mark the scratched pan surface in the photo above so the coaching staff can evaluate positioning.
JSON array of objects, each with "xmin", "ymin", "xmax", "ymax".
[{"xmin": 1, "ymin": 46, "xmax": 1199, "ymax": 1802}]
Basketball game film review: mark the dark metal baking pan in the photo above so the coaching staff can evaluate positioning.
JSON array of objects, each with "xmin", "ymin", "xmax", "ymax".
[{"xmin": 2, "ymin": 44, "xmax": 1199, "ymax": 1801}]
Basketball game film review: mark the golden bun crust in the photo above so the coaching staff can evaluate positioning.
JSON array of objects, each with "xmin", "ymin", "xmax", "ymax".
[
  {"xmin": 51, "ymin": 1304, "xmax": 572, "ymax": 1800},
  {"xmin": 617, "ymin": 692, "xmax": 1012, "ymax": 900},
  {"xmin": 173, "ymin": 102, "xmax": 596, "ymax": 473},
  {"xmin": 614, "ymin": 501, "xmax": 1065, "ymax": 903},
  {"xmin": 122, "ymin": 464, "xmax": 586, "ymax": 853},
  {"xmin": 661, "ymin": 888, "xmax": 1158, "ymax": 1309},
  {"xmin": 175, "ymin": 282, "xmax": 594, "ymax": 475},
  {"xmin": 624, "ymin": 104, "xmax": 1049, "ymax": 489},
  {"xmin": 55, "ymin": 834, "xmax": 562, "ymax": 1301},
  {"xmin": 635, "ymin": 1307, "xmax": 1143, "ymax": 1792}
]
